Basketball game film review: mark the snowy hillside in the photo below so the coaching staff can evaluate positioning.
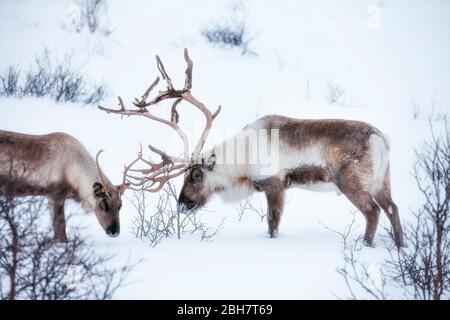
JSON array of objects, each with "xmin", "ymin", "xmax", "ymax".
[{"xmin": 0, "ymin": 0, "xmax": 449, "ymax": 299}]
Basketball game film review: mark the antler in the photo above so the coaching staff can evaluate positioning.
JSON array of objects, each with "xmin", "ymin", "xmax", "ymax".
[
  {"xmin": 99, "ymin": 49, "xmax": 221, "ymax": 193},
  {"xmin": 95, "ymin": 150, "xmax": 112, "ymax": 199}
]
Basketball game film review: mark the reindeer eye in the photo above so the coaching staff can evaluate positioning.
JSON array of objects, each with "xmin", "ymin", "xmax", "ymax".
[
  {"xmin": 100, "ymin": 199, "xmax": 110, "ymax": 212},
  {"xmin": 191, "ymin": 169, "xmax": 203, "ymax": 182}
]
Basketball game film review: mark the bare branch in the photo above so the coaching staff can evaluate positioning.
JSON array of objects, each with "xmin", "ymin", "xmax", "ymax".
[
  {"xmin": 95, "ymin": 150, "xmax": 112, "ymax": 199},
  {"xmin": 130, "ymin": 180, "xmax": 223, "ymax": 246}
]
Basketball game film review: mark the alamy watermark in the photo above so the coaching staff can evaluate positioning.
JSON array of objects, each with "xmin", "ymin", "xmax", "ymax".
[{"xmin": 168, "ymin": 125, "xmax": 282, "ymax": 176}]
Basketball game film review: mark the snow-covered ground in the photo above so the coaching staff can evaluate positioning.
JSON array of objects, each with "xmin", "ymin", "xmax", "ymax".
[{"xmin": 0, "ymin": 0, "xmax": 449, "ymax": 299}]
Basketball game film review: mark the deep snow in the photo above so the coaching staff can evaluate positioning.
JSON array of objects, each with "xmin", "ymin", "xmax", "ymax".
[{"xmin": 0, "ymin": 0, "xmax": 449, "ymax": 299}]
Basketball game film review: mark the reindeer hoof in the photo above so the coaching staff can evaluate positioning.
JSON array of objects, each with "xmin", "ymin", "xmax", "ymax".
[
  {"xmin": 363, "ymin": 239, "xmax": 375, "ymax": 248},
  {"xmin": 396, "ymin": 241, "xmax": 407, "ymax": 249},
  {"xmin": 54, "ymin": 235, "xmax": 69, "ymax": 243}
]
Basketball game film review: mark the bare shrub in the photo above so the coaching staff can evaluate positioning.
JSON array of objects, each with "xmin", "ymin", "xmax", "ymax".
[
  {"xmin": 429, "ymin": 102, "xmax": 448, "ymax": 123},
  {"xmin": 75, "ymin": 0, "xmax": 110, "ymax": 35},
  {"xmin": 235, "ymin": 194, "xmax": 266, "ymax": 222},
  {"xmin": 131, "ymin": 182, "xmax": 225, "ymax": 247},
  {"xmin": 336, "ymin": 123, "xmax": 450, "ymax": 300},
  {"xmin": 0, "ymin": 171, "xmax": 133, "ymax": 300},
  {"xmin": 84, "ymin": 84, "xmax": 108, "ymax": 105},
  {"xmin": 410, "ymin": 99, "xmax": 447, "ymax": 122},
  {"xmin": 326, "ymin": 81, "xmax": 345, "ymax": 105},
  {"xmin": 201, "ymin": 1, "xmax": 256, "ymax": 56},
  {"xmin": 337, "ymin": 237, "xmax": 388, "ymax": 300},
  {"xmin": 0, "ymin": 65, "xmax": 20, "ymax": 97},
  {"xmin": 320, "ymin": 211, "xmax": 359, "ymax": 250},
  {"xmin": 410, "ymin": 100, "xmax": 422, "ymax": 120},
  {"xmin": 384, "ymin": 123, "xmax": 450, "ymax": 300},
  {"xmin": 0, "ymin": 50, "xmax": 108, "ymax": 105},
  {"xmin": 22, "ymin": 51, "xmax": 54, "ymax": 98}
]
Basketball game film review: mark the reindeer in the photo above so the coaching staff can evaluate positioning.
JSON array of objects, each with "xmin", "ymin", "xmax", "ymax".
[
  {"xmin": 99, "ymin": 49, "xmax": 404, "ymax": 248},
  {"xmin": 0, "ymin": 130, "xmax": 126, "ymax": 242}
]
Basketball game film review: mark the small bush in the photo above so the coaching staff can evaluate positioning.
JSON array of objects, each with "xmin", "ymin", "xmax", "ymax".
[
  {"xmin": 326, "ymin": 81, "xmax": 345, "ymax": 105},
  {"xmin": 80, "ymin": 0, "xmax": 108, "ymax": 33},
  {"xmin": 0, "ymin": 193, "xmax": 133, "ymax": 300},
  {"xmin": 202, "ymin": 23, "xmax": 248, "ymax": 50},
  {"xmin": 66, "ymin": 0, "xmax": 110, "ymax": 35},
  {"xmin": 201, "ymin": 1, "xmax": 256, "ymax": 56},
  {"xmin": 131, "ymin": 182, "xmax": 224, "ymax": 247},
  {"xmin": 0, "ymin": 65, "xmax": 20, "ymax": 97},
  {"xmin": 0, "ymin": 50, "xmax": 108, "ymax": 105},
  {"xmin": 84, "ymin": 85, "xmax": 108, "ymax": 105}
]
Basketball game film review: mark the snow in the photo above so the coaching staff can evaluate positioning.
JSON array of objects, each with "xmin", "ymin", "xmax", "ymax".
[{"xmin": 0, "ymin": 0, "xmax": 449, "ymax": 299}]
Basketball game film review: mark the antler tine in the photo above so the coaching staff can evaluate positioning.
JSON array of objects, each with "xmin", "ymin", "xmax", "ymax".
[
  {"xmin": 212, "ymin": 105, "xmax": 222, "ymax": 120},
  {"xmin": 100, "ymin": 77, "xmax": 161, "ymax": 115},
  {"xmin": 183, "ymin": 48, "xmax": 193, "ymax": 91},
  {"xmin": 119, "ymin": 141, "xmax": 190, "ymax": 193},
  {"xmin": 117, "ymin": 96, "xmax": 126, "ymax": 111},
  {"xmin": 141, "ymin": 168, "xmax": 187, "ymax": 193},
  {"xmin": 95, "ymin": 150, "xmax": 112, "ymax": 199},
  {"xmin": 118, "ymin": 157, "xmax": 140, "ymax": 195},
  {"xmin": 134, "ymin": 77, "xmax": 160, "ymax": 108},
  {"xmin": 124, "ymin": 164, "xmax": 187, "ymax": 193},
  {"xmin": 156, "ymin": 55, "xmax": 174, "ymax": 91},
  {"xmin": 99, "ymin": 96, "xmax": 126, "ymax": 114},
  {"xmin": 181, "ymin": 92, "xmax": 222, "ymax": 160},
  {"xmin": 178, "ymin": 48, "xmax": 221, "ymax": 160},
  {"xmin": 171, "ymin": 98, "xmax": 182, "ymax": 123}
]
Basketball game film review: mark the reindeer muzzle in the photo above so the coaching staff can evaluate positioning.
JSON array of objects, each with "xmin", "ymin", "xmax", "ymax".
[
  {"xmin": 106, "ymin": 222, "xmax": 120, "ymax": 238},
  {"xmin": 177, "ymin": 194, "xmax": 197, "ymax": 213}
]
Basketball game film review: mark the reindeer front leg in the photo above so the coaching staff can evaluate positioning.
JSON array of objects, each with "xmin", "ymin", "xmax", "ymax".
[
  {"xmin": 265, "ymin": 187, "xmax": 285, "ymax": 238},
  {"xmin": 254, "ymin": 177, "xmax": 285, "ymax": 238},
  {"xmin": 48, "ymin": 196, "xmax": 68, "ymax": 243}
]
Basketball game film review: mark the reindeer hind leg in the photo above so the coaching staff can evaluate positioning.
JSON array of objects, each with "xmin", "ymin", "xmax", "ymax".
[
  {"xmin": 372, "ymin": 168, "xmax": 405, "ymax": 247},
  {"xmin": 336, "ymin": 167, "xmax": 381, "ymax": 247}
]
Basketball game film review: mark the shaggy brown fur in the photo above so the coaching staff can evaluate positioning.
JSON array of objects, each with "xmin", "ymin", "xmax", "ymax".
[
  {"xmin": 0, "ymin": 130, "xmax": 123, "ymax": 241},
  {"xmin": 178, "ymin": 115, "xmax": 405, "ymax": 247}
]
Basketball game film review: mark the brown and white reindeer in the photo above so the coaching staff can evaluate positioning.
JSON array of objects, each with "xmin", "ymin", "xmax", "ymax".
[
  {"xmin": 0, "ymin": 130, "xmax": 126, "ymax": 242},
  {"xmin": 99, "ymin": 49, "xmax": 404, "ymax": 248}
]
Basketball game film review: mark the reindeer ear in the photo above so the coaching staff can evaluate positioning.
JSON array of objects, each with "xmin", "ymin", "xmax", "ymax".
[
  {"xmin": 253, "ymin": 180, "xmax": 265, "ymax": 192},
  {"xmin": 202, "ymin": 154, "xmax": 216, "ymax": 171},
  {"xmin": 93, "ymin": 182, "xmax": 107, "ymax": 198}
]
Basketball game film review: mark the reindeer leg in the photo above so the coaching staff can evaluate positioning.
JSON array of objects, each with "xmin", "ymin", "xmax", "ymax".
[
  {"xmin": 371, "ymin": 166, "xmax": 404, "ymax": 247},
  {"xmin": 336, "ymin": 167, "xmax": 380, "ymax": 247},
  {"xmin": 48, "ymin": 196, "xmax": 68, "ymax": 243},
  {"xmin": 336, "ymin": 166, "xmax": 381, "ymax": 247},
  {"xmin": 259, "ymin": 178, "xmax": 285, "ymax": 238},
  {"xmin": 253, "ymin": 177, "xmax": 285, "ymax": 236},
  {"xmin": 344, "ymin": 191, "xmax": 380, "ymax": 247},
  {"xmin": 373, "ymin": 191, "xmax": 404, "ymax": 247},
  {"xmin": 371, "ymin": 172, "xmax": 404, "ymax": 248}
]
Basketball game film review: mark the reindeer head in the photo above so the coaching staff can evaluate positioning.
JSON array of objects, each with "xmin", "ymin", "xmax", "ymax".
[
  {"xmin": 178, "ymin": 154, "xmax": 217, "ymax": 212},
  {"xmin": 93, "ymin": 151, "xmax": 126, "ymax": 238}
]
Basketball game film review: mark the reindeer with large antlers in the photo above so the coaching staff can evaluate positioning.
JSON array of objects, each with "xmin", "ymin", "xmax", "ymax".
[{"xmin": 101, "ymin": 49, "xmax": 404, "ymax": 248}]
